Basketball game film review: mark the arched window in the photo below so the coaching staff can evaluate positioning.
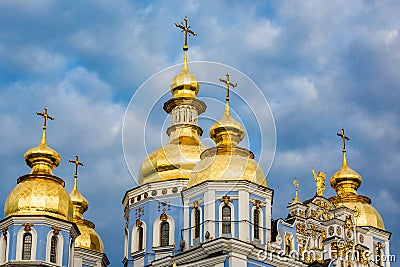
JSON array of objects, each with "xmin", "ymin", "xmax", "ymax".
[
  {"xmin": 194, "ymin": 208, "xmax": 200, "ymax": 238},
  {"xmin": 377, "ymin": 246, "xmax": 383, "ymax": 266},
  {"xmin": 49, "ymin": 236, "xmax": 57, "ymax": 263},
  {"xmin": 285, "ymin": 236, "xmax": 292, "ymax": 255},
  {"xmin": 22, "ymin": 233, "xmax": 32, "ymax": 260},
  {"xmin": 222, "ymin": 205, "xmax": 231, "ymax": 234},
  {"xmin": 253, "ymin": 209, "xmax": 260, "ymax": 239},
  {"xmin": 160, "ymin": 222, "xmax": 169, "ymax": 246},
  {"xmin": 137, "ymin": 226, "xmax": 144, "ymax": 251}
]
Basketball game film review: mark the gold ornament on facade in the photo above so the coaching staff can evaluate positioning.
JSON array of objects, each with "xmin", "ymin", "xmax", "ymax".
[
  {"xmin": 51, "ymin": 226, "xmax": 61, "ymax": 235},
  {"xmin": 290, "ymin": 178, "xmax": 301, "ymax": 204},
  {"xmin": 311, "ymin": 168, "xmax": 326, "ymax": 197},
  {"xmin": 160, "ymin": 213, "xmax": 168, "ymax": 221},
  {"xmin": 22, "ymin": 223, "xmax": 34, "ymax": 232},
  {"xmin": 220, "ymin": 195, "xmax": 232, "ymax": 205},
  {"xmin": 1, "ymin": 226, "xmax": 8, "ymax": 236},
  {"xmin": 253, "ymin": 200, "xmax": 262, "ymax": 209}
]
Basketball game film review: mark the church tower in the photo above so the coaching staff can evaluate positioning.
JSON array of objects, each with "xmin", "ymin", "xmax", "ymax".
[
  {"xmin": 0, "ymin": 107, "xmax": 78, "ymax": 266},
  {"xmin": 0, "ymin": 107, "xmax": 109, "ymax": 267},
  {"xmin": 122, "ymin": 17, "xmax": 207, "ymax": 267}
]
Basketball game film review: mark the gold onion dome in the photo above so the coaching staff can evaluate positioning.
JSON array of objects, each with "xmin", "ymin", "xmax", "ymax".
[
  {"xmin": 188, "ymin": 75, "xmax": 266, "ymax": 187},
  {"xmin": 138, "ymin": 134, "xmax": 207, "ymax": 185},
  {"xmin": 329, "ymin": 128, "xmax": 384, "ymax": 229},
  {"xmin": 4, "ymin": 107, "xmax": 73, "ymax": 221},
  {"xmin": 170, "ymin": 52, "xmax": 199, "ymax": 99},
  {"xmin": 68, "ymin": 155, "xmax": 104, "ymax": 253},
  {"xmin": 138, "ymin": 17, "xmax": 206, "ymax": 185}
]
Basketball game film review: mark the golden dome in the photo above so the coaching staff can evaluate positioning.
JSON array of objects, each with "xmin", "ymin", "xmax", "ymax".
[
  {"xmin": 4, "ymin": 109, "xmax": 73, "ymax": 221},
  {"xmin": 24, "ymin": 129, "xmax": 61, "ymax": 175},
  {"xmin": 4, "ymin": 175, "xmax": 73, "ymax": 221},
  {"xmin": 75, "ymin": 219, "xmax": 104, "ymax": 253},
  {"xmin": 69, "ymin": 180, "xmax": 88, "ymax": 221},
  {"xmin": 188, "ymin": 89, "xmax": 266, "ymax": 187},
  {"xmin": 330, "ymin": 129, "xmax": 385, "ymax": 230},
  {"xmin": 188, "ymin": 147, "xmax": 266, "ymax": 187},
  {"xmin": 171, "ymin": 52, "xmax": 199, "ymax": 99},
  {"xmin": 138, "ymin": 125, "xmax": 207, "ymax": 185},
  {"xmin": 330, "ymin": 194, "xmax": 385, "ymax": 230},
  {"xmin": 210, "ymin": 102, "xmax": 245, "ymax": 146},
  {"xmin": 330, "ymin": 152, "xmax": 362, "ymax": 196}
]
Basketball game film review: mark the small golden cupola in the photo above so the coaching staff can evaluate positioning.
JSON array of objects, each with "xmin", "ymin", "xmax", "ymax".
[
  {"xmin": 138, "ymin": 17, "xmax": 207, "ymax": 185},
  {"xmin": 170, "ymin": 17, "xmax": 199, "ymax": 99},
  {"xmin": 4, "ymin": 107, "xmax": 73, "ymax": 221},
  {"xmin": 188, "ymin": 74, "xmax": 266, "ymax": 187},
  {"xmin": 329, "ymin": 128, "xmax": 385, "ymax": 229},
  {"xmin": 68, "ymin": 154, "xmax": 105, "ymax": 253}
]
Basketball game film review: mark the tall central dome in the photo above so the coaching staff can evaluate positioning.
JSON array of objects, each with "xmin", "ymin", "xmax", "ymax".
[{"xmin": 138, "ymin": 17, "xmax": 207, "ymax": 185}]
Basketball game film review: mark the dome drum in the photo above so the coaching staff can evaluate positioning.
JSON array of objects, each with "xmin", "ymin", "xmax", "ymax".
[
  {"xmin": 200, "ymin": 145, "xmax": 254, "ymax": 159},
  {"xmin": 166, "ymin": 124, "xmax": 203, "ymax": 138},
  {"xmin": 163, "ymin": 97, "xmax": 206, "ymax": 114}
]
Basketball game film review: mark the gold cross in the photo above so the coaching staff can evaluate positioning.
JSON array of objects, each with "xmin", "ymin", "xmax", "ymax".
[
  {"xmin": 175, "ymin": 17, "xmax": 197, "ymax": 51},
  {"xmin": 36, "ymin": 106, "xmax": 54, "ymax": 129},
  {"xmin": 69, "ymin": 154, "xmax": 85, "ymax": 179},
  {"xmin": 219, "ymin": 73, "xmax": 237, "ymax": 103},
  {"xmin": 337, "ymin": 127, "xmax": 350, "ymax": 152}
]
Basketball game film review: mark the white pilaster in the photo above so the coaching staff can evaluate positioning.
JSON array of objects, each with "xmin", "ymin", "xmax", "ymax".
[
  {"xmin": 229, "ymin": 252, "xmax": 247, "ymax": 267},
  {"xmin": 238, "ymin": 191, "xmax": 249, "ymax": 241},
  {"xmin": 204, "ymin": 190, "xmax": 215, "ymax": 239}
]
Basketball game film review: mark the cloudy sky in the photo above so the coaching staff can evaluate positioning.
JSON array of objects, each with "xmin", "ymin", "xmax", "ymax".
[{"xmin": 1, "ymin": 0, "xmax": 399, "ymax": 265}]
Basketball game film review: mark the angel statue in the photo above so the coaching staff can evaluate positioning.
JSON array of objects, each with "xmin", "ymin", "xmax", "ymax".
[{"xmin": 311, "ymin": 168, "xmax": 326, "ymax": 197}]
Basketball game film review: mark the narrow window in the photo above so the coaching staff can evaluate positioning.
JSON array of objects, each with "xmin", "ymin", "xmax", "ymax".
[
  {"xmin": 160, "ymin": 222, "xmax": 169, "ymax": 246},
  {"xmin": 222, "ymin": 205, "xmax": 231, "ymax": 234},
  {"xmin": 377, "ymin": 246, "xmax": 383, "ymax": 266},
  {"xmin": 22, "ymin": 233, "xmax": 32, "ymax": 260},
  {"xmin": 194, "ymin": 208, "xmax": 200, "ymax": 238},
  {"xmin": 253, "ymin": 209, "xmax": 260, "ymax": 239},
  {"xmin": 50, "ymin": 236, "xmax": 57, "ymax": 263},
  {"xmin": 137, "ymin": 226, "xmax": 144, "ymax": 251},
  {"xmin": 285, "ymin": 237, "xmax": 291, "ymax": 255}
]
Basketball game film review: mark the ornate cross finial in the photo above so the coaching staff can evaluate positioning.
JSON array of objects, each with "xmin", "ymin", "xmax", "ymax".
[
  {"xmin": 175, "ymin": 17, "xmax": 197, "ymax": 51},
  {"xmin": 36, "ymin": 106, "xmax": 54, "ymax": 130},
  {"xmin": 69, "ymin": 154, "xmax": 85, "ymax": 189},
  {"xmin": 337, "ymin": 127, "xmax": 350, "ymax": 153},
  {"xmin": 219, "ymin": 73, "xmax": 237, "ymax": 103},
  {"xmin": 291, "ymin": 178, "xmax": 301, "ymax": 204}
]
